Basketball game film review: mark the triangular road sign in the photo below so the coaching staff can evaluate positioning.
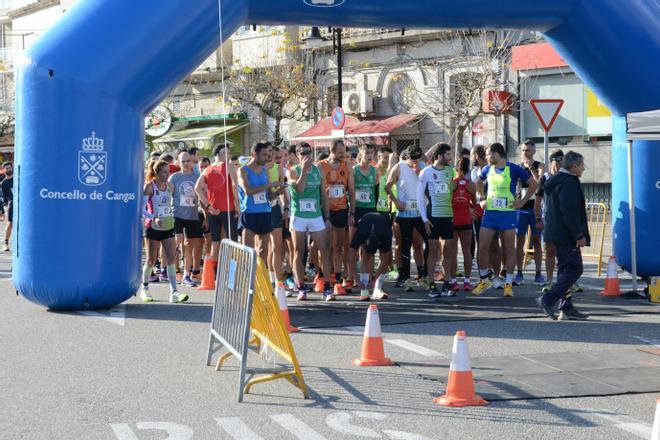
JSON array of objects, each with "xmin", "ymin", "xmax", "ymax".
[{"xmin": 530, "ymin": 99, "xmax": 564, "ymax": 132}]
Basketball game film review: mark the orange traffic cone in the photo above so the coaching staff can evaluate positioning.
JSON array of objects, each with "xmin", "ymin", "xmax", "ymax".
[
  {"xmin": 599, "ymin": 256, "xmax": 621, "ymax": 297},
  {"xmin": 434, "ymin": 330, "xmax": 487, "ymax": 407},
  {"xmin": 353, "ymin": 305, "xmax": 393, "ymax": 366},
  {"xmin": 276, "ymin": 284, "xmax": 299, "ymax": 333},
  {"xmin": 197, "ymin": 256, "xmax": 217, "ymax": 290}
]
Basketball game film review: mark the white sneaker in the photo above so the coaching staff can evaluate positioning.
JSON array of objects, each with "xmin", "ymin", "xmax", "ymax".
[
  {"xmin": 169, "ymin": 291, "xmax": 189, "ymax": 303},
  {"xmin": 2, "ymin": 244, "xmax": 9, "ymax": 252},
  {"xmin": 493, "ymin": 277, "xmax": 505, "ymax": 289},
  {"xmin": 372, "ymin": 287, "xmax": 389, "ymax": 300},
  {"xmin": 140, "ymin": 288, "xmax": 153, "ymax": 302}
]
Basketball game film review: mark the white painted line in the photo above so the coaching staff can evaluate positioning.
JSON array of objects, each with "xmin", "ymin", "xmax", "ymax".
[
  {"xmin": 385, "ymin": 339, "xmax": 441, "ymax": 357},
  {"xmin": 77, "ymin": 304, "xmax": 125, "ymax": 326},
  {"xmin": 384, "ymin": 430, "xmax": 433, "ymax": 440},
  {"xmin": 111, "ymin": 422, "xmax": 193, "ymax": 440},
  {"xmin": 632, "ymin": 335, "xmax": 660, "ymax": 348},
  {"xmin": 325, "ymin": 412, "xmax": 381, "ymax": 438},
  {"xmin": 215, "ymin": 417, "xmax": 265, "ymax": 440},
  {"xmin": 270, "ymin": 414, "xmax": 326, "ymax": 440},
  {"xmin": 582, "ymin": 408, "xmax": 652, "ymax": 439}
]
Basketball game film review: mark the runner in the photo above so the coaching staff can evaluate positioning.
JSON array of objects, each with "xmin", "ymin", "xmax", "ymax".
[
  {"xmin": 515, "ymin": 139, "xmax": 545, "ymax": 285},
  {"xmin": 287, "ymin": 142, "xmax": 335, "ymax": 301},
  {"xmin": 385, "ymin": 145, "xmax": 428, "ymax": 290},
  {"xmin": 417, "ymin": 143, "xmax": 457, "ymax": 298},
  {"xmin": 347, "ymin": 143, "xmax": 379, "ymax": 292},
  {"xmin": 451, "ymin": 157, "xmax": 477, "ymax": 291},
  {"xmin": 169, "ymin": 151, "xmax": 203, "ymax": 287},
  {"xmin": 141, "ymin": 159, "xmax": 188, "ymax": 303},
  {"xmin": 349, "ymin": 212, "xmax": 392, "ymax": 301},
  {"xmin": 195, "ymin": 144, "xmax": 240, "ymax": 259},
  {"xmin": 199, "ymin": 156, "xmax": 211, "ymax": 172},
  {"xmin": 473, "ymin": 143, "xmax": 537, "ymax": 297},
  {"xmin": 1, "ymin": 162, "xmax": 12, "ymax": 251},
  {"xmin": 237, "ymin": 142, "xmax": 284, "ymax": 261},
  {"xmin": 535, "ymin": 149, "xmax": 564, "ymax": 292},
  {"xmin": 265, "ymin": 146, "xmax": 289, "ymax": 296},
  {"xmin": 318, "ymin": 139, "xmax": 354, "ymax": 295}
]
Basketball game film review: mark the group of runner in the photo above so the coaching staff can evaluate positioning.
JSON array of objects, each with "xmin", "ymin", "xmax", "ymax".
[{"xmin": 140, "ymin": 137, "xmax": 565, "ymax": 304}]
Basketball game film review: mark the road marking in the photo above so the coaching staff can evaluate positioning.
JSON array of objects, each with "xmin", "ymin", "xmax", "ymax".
[
  {"xmin": 343, "ymin": 326, "xmax": 365, "ymax": 333},
  {"xmin": 216, "ymin": 417, "xmax": 265, "ymax": 440},
  {"xmin": 385, "ymin": 339, "xmax": 441, "ymax": 357},
  {"xmin": 325, "ymin": 411, "xmax": 382, "ymax": 438},
  {"xmin": 77, "ymin": 304, "xmax": 125, "ymax": 326},
  {"xmin": 582, "ymin": 408, "xmax": 652, "ymax": 439},
  {"xmin": 384, "ymin": 430, "xmax": 433, "ymax": 440},
  {"xmin": 632, "ymin": 335, "xmax": 660, "ymax": 348},
  {"xmin": 111, "ymin": 422, "xmax": 193, "ymax": 440},
  {"xmin": 270, "ymin": 414, "xmax": 326, "ymax": 440}
]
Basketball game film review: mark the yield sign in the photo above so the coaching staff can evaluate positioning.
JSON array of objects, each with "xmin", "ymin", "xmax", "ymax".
[{"xmin": 530, "ymin": 99, "xmax": 564, "ymax": 132}]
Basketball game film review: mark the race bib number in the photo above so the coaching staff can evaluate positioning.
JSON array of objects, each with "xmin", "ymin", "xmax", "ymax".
[
  {"xmin": 377, "ymin": 198, "xmax": 388, "ymax": 209},
  {"xmin": 300, "ymin": 199, "xmax": 316, "ymax": 212},
  {"xmin": 179, "ymin": 196, "xmax": 195, "ymax": 207},
  {"xmin": 328, "ymin": 185, "xmax": 345, "ymax": 199},
  {"xmin": 492, "ymin": 197, "xmax": 508, "ymax": 209},
  {"xmin": 406, "ymin": 200, "xmax": 418, "ymax": 211},
  {"xmin": 356, "ymin": 189, "xmax": 372, "ymax": 203},
  {"xmin": 253, "ymin": 191, "xmax": 268, "ymax": 205},
  {"xmin": 432, "ymin": 182, "xmax": 449, "ymax": 194},
  {"xmin": 156, "ymin": 205, "xmax": 173, "ymax": 217}
]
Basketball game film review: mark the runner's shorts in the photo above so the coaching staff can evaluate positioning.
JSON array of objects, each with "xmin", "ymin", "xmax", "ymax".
[
  {"xmin": 207, "ymin": 211, "xmax": 238, "ymax": 242},
  {"xmin": 516, "ymin": 209, "xmax": 540, "ymax": 235},
  {"xmin": 428, "ymin": 217, "xmax": 454, "ymax": 240},
  {"xmin": 241, "ymin": 212, "xmax": 274, "ymax": 235},
  {"xmin": 329, "ymin": 208, "xmax": 349, "ymax": 228},
  {"xmin": 145, "ymin": 227, "xmax": 175, "ymax": 241},
  {"xmin": 481, "ymin": 210, "xmax": 517, "ymax": 232},
  {"xmin": 354, "ymin": 207, "xmax": 376, "ymax": 224},
  {"xmin": 291, "ymin": 216, "xmax": 326, "ymax": 233},
  {"xmin": 174, "ymin": 217, "xmax": 204, "ymax": 239}
]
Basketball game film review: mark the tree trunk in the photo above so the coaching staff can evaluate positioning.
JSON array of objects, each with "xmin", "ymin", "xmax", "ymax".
[
  {"xmin": 274, "ymin": 116, "xmax": 283, "ymax": 146},
  {"xmin": 455, "ymin": 125, "xmax": 467, "ymax": 159}
]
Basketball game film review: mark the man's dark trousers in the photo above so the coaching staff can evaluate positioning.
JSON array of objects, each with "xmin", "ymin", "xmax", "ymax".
[{"xmin": 541, "ymin": 244, "xmax": 583, "ymax": 311}]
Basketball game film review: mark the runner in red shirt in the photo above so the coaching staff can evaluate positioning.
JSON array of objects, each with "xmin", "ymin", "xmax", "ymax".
[
  {"xmin": 195, "ymin": 144, "xmax": 239, "ymax": 259},
  {"xmin": 451, "ymin": 157, "xmax": 477, "ymax": 291}
]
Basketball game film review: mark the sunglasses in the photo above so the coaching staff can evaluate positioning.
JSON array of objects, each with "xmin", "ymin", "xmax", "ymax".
[{"xmin": 299, "ymin": 150, "xmax": 312, "ymax": 156}]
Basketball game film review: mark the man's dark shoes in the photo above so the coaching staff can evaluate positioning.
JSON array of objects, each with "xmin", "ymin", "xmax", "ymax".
[
  {"xmin": 536, "ymin": 296, "xmax": 557, "ymax": 320},
  {"xmin": 558, "ymin": 308, "xmax": 589, "ymax": 321}
]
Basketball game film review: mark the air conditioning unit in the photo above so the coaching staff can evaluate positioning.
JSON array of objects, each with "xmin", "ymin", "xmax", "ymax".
[{"xmin": 343, "ymin": 90, "xmax": 374, "ymax": 115}]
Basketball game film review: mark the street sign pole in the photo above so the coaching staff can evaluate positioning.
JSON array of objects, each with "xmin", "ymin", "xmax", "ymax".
[{"xmin": 544, "ymin": 130, "xmax": 549, "ymax": 168}]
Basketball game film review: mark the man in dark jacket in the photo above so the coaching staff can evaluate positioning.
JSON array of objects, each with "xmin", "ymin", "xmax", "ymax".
[{"xmin": 536, "ymin": 151, "xmax": 590, "ymax": 320}]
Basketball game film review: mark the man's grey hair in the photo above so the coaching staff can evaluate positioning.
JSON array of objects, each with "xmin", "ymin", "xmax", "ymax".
[{"xmin": 563, "ymin": 151, "xmax": 584, "ymax": 170}]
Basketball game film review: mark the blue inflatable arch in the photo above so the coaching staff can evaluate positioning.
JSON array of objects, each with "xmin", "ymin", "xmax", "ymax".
[{"xmin": 15, "ymin": 0, "xmax": 660, "ymax": 309}]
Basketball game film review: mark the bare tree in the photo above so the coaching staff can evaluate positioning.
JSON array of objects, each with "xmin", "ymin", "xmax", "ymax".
[
  {"xmin": 227, "ymin": 32, "xmax": 319, "ymax": 145},
  {"xmin": 411, "ymin": 30, "xmax": 530, "ymax": 156}
]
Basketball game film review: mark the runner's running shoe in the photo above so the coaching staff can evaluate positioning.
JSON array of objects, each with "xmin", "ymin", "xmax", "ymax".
[
  {"xmin": 140, "ymin": 288, "xmax": 153, "ymax": 302},
  {"xmin": 541, "ymin": 282, "xmax": 552, "ymax": 293},
  {"xmin": 503, "ymin": 283, "xmax": 514, "ymax": 297},
  {"xmin": 449, "ymin": 281, "xmax": 460, "ymax": 292},
  {"xmin": 323, "ymin": 289, "xmax": 336, "ymax": 302},
  {"xmin": 334, "ymin": 283, "xmax": 347, "ymax": 296},
  {"xmin": 313, "ymin": 276, "xmax": 324, "ymax": 293},
  {"xmin": 417, "ymin": 276, "xmax": 431, "ymax": 290},
  {"xmin": 159, "ymin": 272, "xmax": 169, "ymax": 282},
  {"xmin": 403, "ymin": 279, "xmax": 415, "ymax": 292},
  {"xmin": 181, "ymin": 276, "xmax": 198, "ymax": 287},
  {"xmin": 359, "ymin": 289, "xmax": 371, "ymax": 301},
  {"xmin": 149, "ymin": 274, "xmax": 159, "ymax": 283},
  {"xmin": 493, "ymin": 277, "xmax": 505, "ymax": 289},
  {"xmin": 284, "ymin": 277, "xmax": 296, "ymax": 290},
  {"xmin": 463, "ymin": 281, "xmax": 473, "ymax": 291},
  {"xmin": 428, "ymin": 282, "xmax": 441, "ymax": 299},
  {"xmin": 169, "ymin": 292, "xmax": 189, "ymax": 303},
  {"xmin": 372, "ymin": 287, "xmax": 388, "ymax": 300},
  {"xmin": 387, "ymin": 269, "xmax": 399, "ymax": 281},
  {"xmin": 513, "ymin": 272, "xmax": 523, "ymax": 286},
  {"xmin": 534, "ymin": 274, "xmax": 547, "ymax": 285},
  {"xmin": 305, "ymin": 266, "xmax": 317, "ymax": 279},
  {"xmin": 342, "ymin": 279, "xmax": 354, "ymax": 292},
  {"xmin": 472, "ymin": 279, "xmax": 492, "ymax": 295}
]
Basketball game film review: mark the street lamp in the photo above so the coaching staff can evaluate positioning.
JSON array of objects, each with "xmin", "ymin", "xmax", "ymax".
[{"xmin": 303, "ymin": 26, "xmax": 343, "ymax": 108}]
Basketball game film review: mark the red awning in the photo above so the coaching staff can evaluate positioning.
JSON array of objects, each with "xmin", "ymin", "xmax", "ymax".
[{"xmin": 291, "ymin": 113, "xmax": 421, "ymax": 148}]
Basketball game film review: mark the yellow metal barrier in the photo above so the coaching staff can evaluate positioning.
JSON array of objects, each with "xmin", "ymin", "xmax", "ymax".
[
  {"xmin": 244, "ymin": 259, "xmax": 308, "ymax": 398},
  {"xmin": 522, "ymin": 202, "xmax": 608, "ymax": 276}
]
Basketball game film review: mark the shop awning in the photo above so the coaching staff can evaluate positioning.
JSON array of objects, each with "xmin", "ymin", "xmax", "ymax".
[
  {"xmin": 291, "ymin": 113, "xmax": 421, "ymax": 147},
  {"xmin": 152, "ymin": 122, "xmax": 249, "ymax": 151}
]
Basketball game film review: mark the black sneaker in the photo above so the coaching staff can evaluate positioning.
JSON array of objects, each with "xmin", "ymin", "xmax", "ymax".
[
  {"xmin": 394, "ymin": 275, "xmax": 406, "ymax": 288},
  {"xmin": 536, "ymin": 296, "xmax": 557, "ymax": 320},
  {"xmin": 559, "ymin": 308, "xmax": 589, "ymax": 321},
  {"xmin": 428, "ymin": 282, "xmax": 441, "ymax": 299}
]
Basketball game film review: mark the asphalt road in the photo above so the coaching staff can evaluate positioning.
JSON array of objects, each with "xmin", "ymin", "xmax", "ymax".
[{"xmin": 0, "ymin": 249, "xmax": 658, "ymax": 440}]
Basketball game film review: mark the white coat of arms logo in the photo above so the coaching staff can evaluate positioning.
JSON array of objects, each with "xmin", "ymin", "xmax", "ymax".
[{"xmin": 78, "ymin": 132, "xmax": 107, "ymax": 186}]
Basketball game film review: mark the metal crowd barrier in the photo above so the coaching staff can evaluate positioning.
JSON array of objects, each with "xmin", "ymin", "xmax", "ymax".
[
  {"xmin": 206, "ymin": 239, "xmax": 257, "ymax": 402},
  {"xmin": 522, "ymin": 202, "xmax": 608, "ymax": 276}
]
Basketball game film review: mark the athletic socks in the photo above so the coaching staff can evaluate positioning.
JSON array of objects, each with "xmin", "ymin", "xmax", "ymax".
[
  {"xmin": 167, "ymin": 264, "xmax": 177, "ymax": 293},
  {"xmin": 374, "ymin": 274, "xmax": 385, "ymax": 290},
  {"xmin": 142, "ymin": 264, "xmax": 153, "ymax": 284},
  {"xmin": 359, "ymin": 273, "xmax": 369, "ymax": 287}
]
